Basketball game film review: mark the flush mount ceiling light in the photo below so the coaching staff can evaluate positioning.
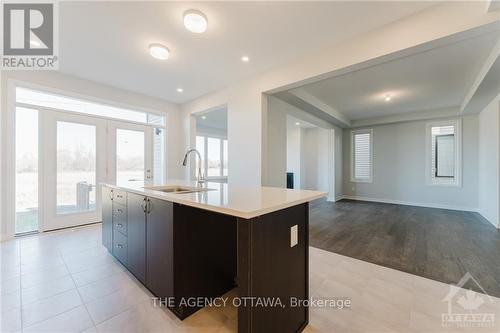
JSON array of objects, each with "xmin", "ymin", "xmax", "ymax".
[
  {"xmin": 184, "ymin": 10, "xmax": 208, "ymax": 33},
  {"xmin": 295, "ymin": 122, "xmax": 300, "ymax": 126},
  {"xmin": 201, "ymin": 115, "xmax": 207, "ymax": 120},
  {"xmin": 149, "ymin": 44, "xmax": 170, "ymax": 60},
  {"xmin": 241, "ymin": 56, "xmax": 250, "ymax": 63},
  {"xmin": 177, "ymin": 88, "xmax": 184, "ymax": 93},
  {"xmin": 384, "ymin": 95, "xmax": 392, "ymax": 102}
]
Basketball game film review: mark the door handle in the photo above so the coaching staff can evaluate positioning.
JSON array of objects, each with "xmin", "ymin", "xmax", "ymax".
[
  {"xmin": 109, "ymin": 190, "xmax": 113, "ymax": 200},
  {"xmin": 116, "ymin": 244, "xmax": 124, "ymax": 249},
  {"xmin": 146, "ymin": 198, "xmax": 152, "ymax": 214},
  {"xmin": 116, "ymin": 223, "xmax": 123, "ymax": 228},
  {"xmin": 141, "ymin": 197, "xmax": 147, "ymax": 213}
]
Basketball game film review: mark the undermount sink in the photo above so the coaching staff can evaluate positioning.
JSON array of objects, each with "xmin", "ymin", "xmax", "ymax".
[{"xmin": 144, "ymin": 185, "xmax": 211, "ymax": 194}]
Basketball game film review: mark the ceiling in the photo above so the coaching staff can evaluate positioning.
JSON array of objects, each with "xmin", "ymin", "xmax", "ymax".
[
  {"xmin": 196, "ymin": 107, "xmax": 227, "ymax": 131},
  {"xmin": 287, "ymin": 115, "xmax": 316, "ymax": 129},
  {"xmin": 59, "ymin": 1, "xmax": 438, "ymax": 104},
  {"xmin": 288, "ymin": 31, "xmax": 500, "ymax": 121}
]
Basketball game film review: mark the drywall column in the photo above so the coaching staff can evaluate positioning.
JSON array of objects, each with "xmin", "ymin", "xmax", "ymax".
[
  {"xmin": 286, "ymin": 126, "xmax": 302, "ymax": 189},
  {"xmin": 265, "ymin": 96, "xmax": 287, "ymax": 187},
  {"xmin": 478, "ymin": 95, "xmax": 500, "ymax": 227}
]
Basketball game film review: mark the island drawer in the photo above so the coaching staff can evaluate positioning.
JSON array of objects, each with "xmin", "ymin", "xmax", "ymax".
[
  {"xmin": 113, "ymin": 204, "xmax": 127, "ymax": 236},
  {"xmin": 113, "ymin": 230, "xmax": 128, "ymax": 266},
  {"xmin": 113, "ymin": 190, "xmax": 127, "ymax": 206}
]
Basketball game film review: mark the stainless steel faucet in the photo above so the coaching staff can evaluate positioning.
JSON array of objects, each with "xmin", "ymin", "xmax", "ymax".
[{"xmin": 182, "ymin": 149, "xmax": 206, "ymax": 185}]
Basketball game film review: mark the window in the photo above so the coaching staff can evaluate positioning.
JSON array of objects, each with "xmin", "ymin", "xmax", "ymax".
[
  {"xmin": 351, "ymin": 129, "xmax": 373, "ymax": 183},
  {"xmin": 426, "ymin": 119, "xmax": 461, "ymax": 186},
  {"xmin": 196, "ymin": 135, "xmax": 228, "ymax": 179},
  {"xmin": 16, "ymin": 87, "xmax": 165, "ymax": 126}
]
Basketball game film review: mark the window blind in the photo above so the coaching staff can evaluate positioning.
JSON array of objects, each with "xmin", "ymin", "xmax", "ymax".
[{"xmin": 353, "ymin": 132, "xmax": 371, "ymax": 180}]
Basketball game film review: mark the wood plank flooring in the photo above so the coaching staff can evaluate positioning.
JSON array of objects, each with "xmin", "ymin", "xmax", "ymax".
[{"xmin": 309, "ymin": 199, "xmax": 500, "ymax": 298}]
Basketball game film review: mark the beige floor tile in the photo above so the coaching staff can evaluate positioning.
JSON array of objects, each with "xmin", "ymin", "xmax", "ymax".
[
  {"xmin": 21, "ymin": 275, "xmax": 76, "ymax": 305},
  {"xmin": 95, "ymin": 301, "xmax": 182, "ymax": 333},
  {"xmin": 72, "ymin": 261, "xmax": 124, "ymax": 287},
  {"xmin": 0, "ymin": 276, "xmax": 21, "ymax": 294},
  {"xmin": 65, "ymin": 255, "xmax": 120, "ymax": 274},
  {"xmin": 0, "ymin": 307, "xmax": 22, "ymax": 332},
  {"xmin": 1, "ymin": 265, "xmax": 21, "ymax": 281},
  {"xmin": 85, "ymin": 285, "xmax": 151, "ymax": 324},
  {"xmin": 1, "ymin": 289, "xmax": 21, "ymax": 313},
  {"xmin": 21, "ymin": 288, "xmax": 83, "ymax": 327},
  {"xmin": 77, "ymin": 271, "xmax": 140, "ymax": 304},
  {"xmin": 20, "ymin": 265, "xmax": 70, "ymax": 289},
  {"xmin": 23, "ymin": 305, "xmax": 94, "ymax": 333}
]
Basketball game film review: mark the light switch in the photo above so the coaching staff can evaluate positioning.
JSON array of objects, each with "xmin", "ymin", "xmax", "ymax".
[{"xmin": 290, "ymin": 225, "xmax": 298, "ymax": 248}]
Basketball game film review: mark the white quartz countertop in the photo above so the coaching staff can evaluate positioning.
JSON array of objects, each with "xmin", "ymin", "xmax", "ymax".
[{"xmin": 103, "ymin": 179, "xmax": 326, "ymax": 219}]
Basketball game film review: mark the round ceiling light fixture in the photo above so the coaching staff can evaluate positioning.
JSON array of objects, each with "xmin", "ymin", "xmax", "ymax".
[
  {"xmin": 201, "ymin": 115, "xmax": 207, "ymax": 120},
  {"xmin": 177, "ymin": 88, "xmax": 184, "ymax": 93},
  {"xmin": 295, "ymin": 122, "xmax": 300, "ymax": 126},
  {"xmin": 384, "ymin": 95, "xmax": 392, "ymax": 102},
  {"xmin": 184, "ymin": 10, "xmax": 208, "ymax": 33},
  {"xmin": 149, "ymin": 44, "xmax": 170, "ymax": 60},
  {"xmin": 241, "ymin": 56, "xmax": 250, "ymax": 63}
]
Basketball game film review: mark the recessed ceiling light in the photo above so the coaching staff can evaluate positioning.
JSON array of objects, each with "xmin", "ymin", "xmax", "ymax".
[
  {"xmin": 384, "ymin": 95, "xmax": 392, "ymax": 102},
  {"xmin": 30, "ymin": 40, "xmax": 41, "ymax": 47},
  {"xmin": 241, "ymin": 56, "xmax": 250, "ymax": 62},
  {"xmin": 201, "ymin": 116, "xmax": 207, "ymax": 120},
  {"xmin": 149, "ymin": 44, "xmax": 170, "ymax": 60},
  {"xmin": 177, "ymin": 88, "xmax": 183, "ymax": 93},
  {"xmin": 184, "ymin": 10, "xmax": 208, "ymax": 33},
  {"xmin": 295, "ymin": 122, "xmax": 300, "ymax": 126}
]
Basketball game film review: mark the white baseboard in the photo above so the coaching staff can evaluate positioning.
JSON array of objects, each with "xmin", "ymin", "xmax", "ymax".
[
  {"xmin": 340, "ymin": 195, "xmax": 478, "ymax": 212},
  {"xmin": 478, "ymin": 209, "xmax": 500, "ymax": 229}
]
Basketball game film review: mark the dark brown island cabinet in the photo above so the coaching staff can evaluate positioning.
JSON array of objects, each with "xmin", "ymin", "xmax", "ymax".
[{"xmin": 101, "ymin": 184, "xmax": 322, "ymax": 333}]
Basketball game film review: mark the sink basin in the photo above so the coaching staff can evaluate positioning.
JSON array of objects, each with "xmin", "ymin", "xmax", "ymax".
[{"xmin": 143, "ymin": 185, "xmax": 211, "ymax": 194}]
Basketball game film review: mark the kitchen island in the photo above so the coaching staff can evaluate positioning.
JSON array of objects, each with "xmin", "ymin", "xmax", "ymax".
[{"xmin": 101, "ymin": 180, "xmax": 325, "ymax": 333}]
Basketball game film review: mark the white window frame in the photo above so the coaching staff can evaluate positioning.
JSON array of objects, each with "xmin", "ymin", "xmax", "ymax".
[
  {"xmin": 425, "ymin": 119, "xmax": 462, "ymax": 187},
  {"xmin": 196, "ymin": 134, "xmax": 228, "ymax": 180},
  {"xmin": 350, "ymin": 128, "xmax": 373, "ymax": 183}
]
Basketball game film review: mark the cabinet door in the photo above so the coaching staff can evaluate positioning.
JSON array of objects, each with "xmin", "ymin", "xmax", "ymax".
[
  {"xmin": 101, "ymin": 186, "xmax": 113, "ymax": 252},
  {"xmin": 127, "ymin": 192, "xmax": 147, "ymax": 284},
  {"xmin": 146, "ymin": 197, "xmax": 174, "ymax": 298}
]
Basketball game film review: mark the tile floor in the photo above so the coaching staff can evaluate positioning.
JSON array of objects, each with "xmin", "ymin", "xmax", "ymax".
[{"xmin": 1, "ymin": 224, "xmax": 500, "ymax": 333}]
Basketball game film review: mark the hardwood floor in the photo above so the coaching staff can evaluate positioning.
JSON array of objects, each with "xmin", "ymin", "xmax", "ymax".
[{"xmin": 310, "ymin": 199, "xmax": 500, "ymax": 298}]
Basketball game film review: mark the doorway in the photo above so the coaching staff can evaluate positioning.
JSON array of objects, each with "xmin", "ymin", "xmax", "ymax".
[
  {"xmin": 286, "ymin": 115, "xmax": 336, "ymax": 200},
  {"xmin": 192, "ymin": 106, "xmax": 228, "ymax": 183}
]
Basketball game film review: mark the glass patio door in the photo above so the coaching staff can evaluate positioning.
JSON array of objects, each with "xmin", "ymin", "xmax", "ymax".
[
  {"xmin": 43, "ymin": 111, "xmax": 107, "ymax": 231},
  {"xmin": 107, "ymin": 121, "xmax": 153, "ymax": 184}
]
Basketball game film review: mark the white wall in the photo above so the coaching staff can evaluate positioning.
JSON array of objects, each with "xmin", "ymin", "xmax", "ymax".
[
  {"xmin": 302, "ymin": 127, "xmax": 330, "ymax": 193},
  {"xmin": 0, "ymin": 71, "xmax": 182, "ymax": 240},
  {"xmin": 478, "ymin": 95, "xmax": 500, "ymax": 227},
  {"xmin": 286, "ymin": 126, "xmax": 301, "ymax": 189},
  {"xmin": 342, "ymin": 115, "xmax": 479, "ymax": 210}
]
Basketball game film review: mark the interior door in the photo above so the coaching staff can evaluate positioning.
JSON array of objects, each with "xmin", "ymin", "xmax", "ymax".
[
  {"xmin": 43, "ymin": 111, "xmax": 106, "ymax": 231},
  {"xmin": 107, "ymin": 121, "xmax": 153, "ymax": 184}
]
